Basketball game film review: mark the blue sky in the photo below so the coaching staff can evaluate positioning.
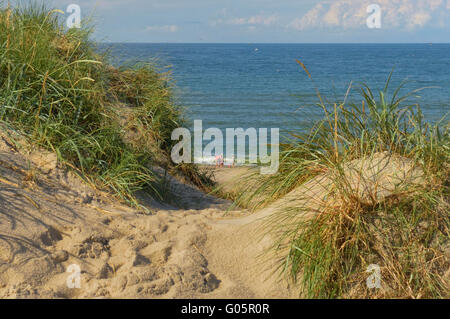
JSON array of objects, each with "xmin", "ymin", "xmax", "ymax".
[{"xmin": 53, "ymin": 0, "xmax": 450, "ymax": 43}]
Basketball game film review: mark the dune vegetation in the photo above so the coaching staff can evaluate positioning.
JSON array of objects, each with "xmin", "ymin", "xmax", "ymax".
[
  {"xmin": 237, "ymin": 65, "xmax": 449, "ymax": 298},
  {"xmin": 0, "ymin": 3, "xmax": 210, "ymax": 206}
]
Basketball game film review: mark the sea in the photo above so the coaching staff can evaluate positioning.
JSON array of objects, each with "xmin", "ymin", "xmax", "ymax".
[{"xmin": 100, "ymin": 43, "xmax": 450, "ymax": 163}]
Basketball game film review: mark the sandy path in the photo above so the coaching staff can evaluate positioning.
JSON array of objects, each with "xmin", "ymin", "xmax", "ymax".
[{"xmin": 0, "ymin": 131, "xmax": 296, "ymax": 298}]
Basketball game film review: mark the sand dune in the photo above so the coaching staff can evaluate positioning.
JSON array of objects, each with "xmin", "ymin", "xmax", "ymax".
[
  {"xmin": 0, "ymin": 130, "xmax": 296, "ymax": 298},
  {"xmin": 0, "ymin": 128, "xmax": 432, "ymax": 299}
]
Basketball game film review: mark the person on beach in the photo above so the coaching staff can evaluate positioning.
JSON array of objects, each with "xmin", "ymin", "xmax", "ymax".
[
  {"xmin": 215, "ymin": 154, "xmax": 224, "ymax": 168},
  {"xmin": 215, "ymin": 155, "xmax": 220, "ymax": 167}
]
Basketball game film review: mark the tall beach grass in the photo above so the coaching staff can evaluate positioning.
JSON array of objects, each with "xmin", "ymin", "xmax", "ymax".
[
  {"xmin": 240, "ymin": 65, "xmax": 449, "ymax": 298},
  {"xmin": 0, "ymin": 3, "xmax": 208, "ymax": 205}
]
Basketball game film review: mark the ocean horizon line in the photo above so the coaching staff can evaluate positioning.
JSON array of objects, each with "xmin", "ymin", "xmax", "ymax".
[{"xmin": 97, "ymin": 42, "xmax": 450, "ymax": 45}]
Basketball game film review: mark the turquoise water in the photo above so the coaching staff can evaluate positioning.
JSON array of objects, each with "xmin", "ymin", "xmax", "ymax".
[{"xmin": 103, "ymin": 43, "xmax": 450, "ymax": 134}]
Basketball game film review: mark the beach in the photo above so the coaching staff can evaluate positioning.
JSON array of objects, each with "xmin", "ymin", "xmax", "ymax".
[
  {"xmin": 0, "ymin": 4, "xmax": 448, "ymax": 300},
  {"xmin": 0, "ymin": 131, "xmax": 296, "ymax": 298}
]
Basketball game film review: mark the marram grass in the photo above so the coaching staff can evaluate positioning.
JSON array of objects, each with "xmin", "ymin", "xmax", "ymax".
[
  {"xmin": 240, "ymin": 66, "xmax": 449, "ymax": 298},
  {"xmin": 0, "ymin": 3, "xmax": 207, "ymax": 205}
]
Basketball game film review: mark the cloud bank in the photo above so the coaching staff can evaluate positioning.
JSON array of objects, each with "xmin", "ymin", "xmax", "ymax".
[
  {"xmin": 289, "ymin": 0, "xmax": 450, "ymax": 31},
  {"xmin": 211, "ymin": 12, "xmax": 279, "ymax": 27}
]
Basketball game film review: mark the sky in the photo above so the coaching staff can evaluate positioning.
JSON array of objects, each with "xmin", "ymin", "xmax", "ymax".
[{"xmin": 51, "ymin": 0, "xmax": 450, "ymax": 43}]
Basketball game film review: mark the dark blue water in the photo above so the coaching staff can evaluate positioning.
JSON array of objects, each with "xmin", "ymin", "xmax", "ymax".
[{"xmin": 102, "ymin": 43, "xmax": 450, "ymax": 133}]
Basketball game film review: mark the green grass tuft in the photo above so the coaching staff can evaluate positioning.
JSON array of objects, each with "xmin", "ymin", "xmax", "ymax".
[
  {"xmin": 242, "ymin": 66, "xmax": 449, "ymax": 298},
  {"xmin": 0, "ymin": 3, "xmax": 210, "ymax": 205}
]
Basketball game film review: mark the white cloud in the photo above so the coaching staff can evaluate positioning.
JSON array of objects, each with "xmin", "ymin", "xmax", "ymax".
[
  {"xmin": 323, "ymin": 2, "xmax": 342, "ymax": 26},
  {"xmin": 289, "ymin": 0, "xmax": 450, "ymax": 31},
  {"xmin": 407, "ymin": 11, "xmax": 431, "ymax": 29},
  {"xmin": 212, "ymin": 14, "xmax": 279, "ymax": 27},
  {"xmin": 289, "ymin": 4, "xmax": 325, "ymax": 30},
  {"xmin": 144, "ymin": 25, "xmax": 179, "ymax": 32}
]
